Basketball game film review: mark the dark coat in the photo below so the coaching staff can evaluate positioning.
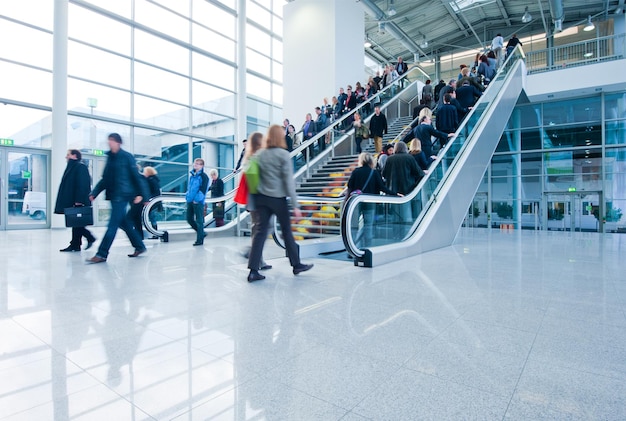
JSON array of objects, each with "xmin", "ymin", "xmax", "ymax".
[
  {"xmin": 54, "ymin": 159, "xmax": 91, "ymax": 214},
  {"xmin": 456, "ymin": 84, "xmax": 483, "ymax": 109},
  {"xmin": 146, "ymin": 175, "xmax": 161, "ymax": 199},
  {"xmin": 411, "ymin": 151, "xmax": 432, "ymax": 170},
  {"xmin": 413, "ymin": 123, "xmax": 450, "ymax": 157},
  {"xmin": 343, "ymin": 93, "xmax": 357, "ymax": 112},
  {"xmin": 209, "ymin": 177, "xmax": 224, "ymax": 198},
  {"xmin": 91, "ymin": 148, "xmax": 149, "ymax": 202},
  {"xmin": 436, "ymin": 103, "xmax": 459, "ymax": 134},
  {"xmin": 369, "ymin": 113, "xmax": 388, "ymax": 137},
  {"xmin": 382, "ymin": 153, "xmax": 424, "ymax": 195},
  {"xmin": 347, "ymin": 166, "xmax": 396, "ymax": 196}
]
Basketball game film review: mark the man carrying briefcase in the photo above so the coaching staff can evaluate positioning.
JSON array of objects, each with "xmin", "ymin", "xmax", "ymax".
[{"xmin": 54, "ymin": 149, "xmax": 96, "ymax": 252}]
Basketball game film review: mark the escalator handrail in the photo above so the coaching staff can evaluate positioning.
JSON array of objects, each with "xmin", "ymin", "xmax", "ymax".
[
  {"xmin": 289, "ymin": 67, "xmax": 426, "ymax": 161},
  {"xmin": 341, "ymin": 46, "xmax": 526, "ymax": 258}
]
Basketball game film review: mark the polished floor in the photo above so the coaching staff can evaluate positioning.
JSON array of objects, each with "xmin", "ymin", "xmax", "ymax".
[{"xmin": 0, "ymin": 227, "xmax": 625, "ymax": 420}]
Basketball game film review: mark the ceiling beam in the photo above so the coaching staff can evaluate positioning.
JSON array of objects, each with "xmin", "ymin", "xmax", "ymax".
[
  {"xmin": 440, "ymin": 0, "xmax": 470, "ymax": 36},
  {"xmin": 495, "ymin": 0, "xmax": 512, "ymax": 26}
]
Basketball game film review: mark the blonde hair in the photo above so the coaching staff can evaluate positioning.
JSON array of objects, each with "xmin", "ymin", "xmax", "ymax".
[
  {"xmin": 143, "ymin": 166, "xmax": 157, "ymax": 176},
  {"xmin": 264, "ymin": 124, "xmax": 288, "ymax": 149},
  {"xmin": 208, "ymin": 168, "xmax": 218, "ymax": 177},
  {"xmin": 354, "ymin": 112, "xmax": 362, "ymax": 121},
  {"xmin": 418, "ymin": 107, "xmax": 433, "ymax": 121},
  {"xmin": 409, "ymin": 139, "xmax": 422, "ymax": 154},
  {"xmin": 461, "ymin": 67, "xmax": 470, "ymax": 77},
  {"xmin": 358, "ymin": 152, "xmax": 374, "ymax": 168}
]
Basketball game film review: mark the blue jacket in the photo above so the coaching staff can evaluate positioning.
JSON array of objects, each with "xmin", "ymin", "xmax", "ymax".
[{"xmin": 186, "ymin": 169, "xmax": 209, "ymax": 204}]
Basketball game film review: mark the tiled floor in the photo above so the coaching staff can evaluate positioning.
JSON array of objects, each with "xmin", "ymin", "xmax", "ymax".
[{"xmin": 1, "ymin": 227, "xmax": 625, "ymax": 420}]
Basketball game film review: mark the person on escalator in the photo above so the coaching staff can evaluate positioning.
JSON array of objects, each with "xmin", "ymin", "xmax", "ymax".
[
  {"xmin": 209, "ymin": 169, "xmax": 225, "ymax": 228},
  {"xmin": 346, "ymin": 152, "xmax": 399, "ymax": 247},
  {"xmin": 436, "ymin": 94, "xmax": 460, "ymax": 136},
  {"xmin": 247, "ymin": 125, "xmax": 313, "ymax": 283},
  {"xmin": 409, "ymin": 139, "xmax": 431, "ymax": 172},
  {"xmin": 413, "ymin": 114, "xmax": 454, "ymax": 158},
  {"xmin": 382, "ymin": 141, "xmax": 424, "ymax": 226}
]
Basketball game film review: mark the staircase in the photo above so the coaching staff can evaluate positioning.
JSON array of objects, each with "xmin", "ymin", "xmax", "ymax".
[{"xmin": 286, "ymin": 116, "xmax": 414, "ymax": 241}]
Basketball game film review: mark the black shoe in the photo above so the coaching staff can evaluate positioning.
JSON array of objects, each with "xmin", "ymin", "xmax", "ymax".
[
  {"xmin": 293, "ymin": 263, "xmax": 314, "ymax": 275},
  {"xmin": 85, "ymin": 239, "xmax": 96, "ymax": 250},
  {"xmin": 128, "ymin": 249, "xmax": 147, "ymax": 258},
  {"xmin": 193, "ymin": 242, "xmax": 203, "ymax": 246},
  {"xmin": 260, "ymin": 264, "xmax": 273, "ymax": 271},
  {"xmin": 247, "ymin": 270, "xmax": 266, "ymax": 283},
  {"xmin": 60, "ymin": 246, "xmax": 81, "ymax": 252}
]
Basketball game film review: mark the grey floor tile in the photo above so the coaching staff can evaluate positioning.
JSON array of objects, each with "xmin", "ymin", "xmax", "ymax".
[
  {"xmin": 352, "ymin": 367, "xmax": 509, "ymax": 420},
  {"xmin": 171, "ymin": 376, "xmax": 348, "ymax": 421}
]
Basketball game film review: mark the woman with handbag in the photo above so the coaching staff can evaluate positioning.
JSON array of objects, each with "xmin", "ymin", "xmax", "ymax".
[
  {"xmin": 346, "ymin": 152, "xmax": 399, "ymax": 247},
  {"xmin": 55, "ymin": 149, "xmax": 96, "ymax": 252},
  {"xmin": 208, "ymin": 169, "xmax": 225, "ymax": 227}
]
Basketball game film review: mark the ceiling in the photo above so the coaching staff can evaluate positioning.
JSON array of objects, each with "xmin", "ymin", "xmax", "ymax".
[{"xmin": 362, "ymin": 0, "xmax": 624, "ymax": 62}]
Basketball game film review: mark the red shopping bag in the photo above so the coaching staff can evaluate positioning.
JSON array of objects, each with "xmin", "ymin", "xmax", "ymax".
[{"xmin": 234, "ymin": 173, "xmax": 249, "ymax": 205}]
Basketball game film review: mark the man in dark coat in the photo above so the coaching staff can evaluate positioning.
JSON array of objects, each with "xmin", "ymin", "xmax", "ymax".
[
  {"xmin": 87, "ymin": 133, "xmax": 150, "ymax": 263},
  {"xmin": 369, "ymin": 106, "xmax": 388, "ymax": 154},
  {"xmin": 55, "ymin": 149, "xmax": 96, "ymax": 252},
  {"xmin": 436, "ymin": 93, "xmax": 460, "ymax": 136}
]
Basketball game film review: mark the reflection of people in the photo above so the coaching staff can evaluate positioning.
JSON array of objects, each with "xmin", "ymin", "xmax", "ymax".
[
  {"xmin": 208, "ymin": 169, "xmax": 225, "ymax": 227},
  {"xmin": 186, "ymin": 158, "xmax": 210, "ymax": 246},
  {"xmin": 55, "ymin": 149, "xmax": 96, "ymax": 252},
  {"xmin": 87, "ymin": 134, "xmax": 149, "ymax": 263},
  {"xmin": 247, "ymin": 125, "xmax": 313, "ymax": 282}
]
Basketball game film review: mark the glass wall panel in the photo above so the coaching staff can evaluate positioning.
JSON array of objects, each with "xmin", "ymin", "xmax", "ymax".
[
  {"xmin": 248, "ymin": 2, "xmax": 271, "ymax": 27},
  {"xmin": 542, "ymin": 123, "xmax": 602, "ymax": 149},
  {"xmin": 134, "ymin": 63, "xmax": 189, "ymax": 105},
  {"xmin": 246, "ymin": 24, "xmax": 271, "ymax": 54},
  {"xmin": 135, "ymin": 29, "xmax": 189, "ymax": 75},
  {"xmin": 604, "ymin": 147, "xmax": 626, "ymax": 230},
  {"xmin": 246, "ymin": 74, "xmax": 271, "ymax": 101},
  {"xmin": 605, "ymin": 93, "xmax": 626, "ymax": 120},
  {"xmin": 0, "ymin": 61, "xmax": 51, "ymax": 106},
  {"xmin": 506, "ymin": 103, "xmax": 541, "ymax": 129},
  {"xmin": 68, "ymin": 5, "xmax": 131, "ymax": 55},
  {"xmin": 192, "ymin": 23, "xmax": 235, "ymax": 62},
  {"xmin": 152, "ymin": 0, "xmax": 190, "ymax": 16},
  {"xmin": 0, "ymin": 0, "xmax": 53, "ymax": 30},
  {"xmin": 0, "ymin": 105, "xmax": 51, "ymax": 148},
  {"xmin": 135, "ymin": 0, "xmax": 190, "ymax": 42},
  {"xmin": 247, "ymin": 99, "xmax": 271, "ymax": 127},
  {"xmin": 272, "ymin": 15, "xmax": 283, "ymax": 37},
  {"xmin": 192, "ymin": 81, "xmax": 235, "ymax": 115},
  {"xmin": 134, "ymin": 127, "xmax": 191, "ymax": 163},
  {"xmin": 0, "ymin": 20, "xmax": 53, "ymax": 69},
  {"xmin": 272, "ymin": 38, "xmax": 283, "ymax": 62},
  {"xmin": 139, "ymin": 160, "xmax": 189, "ymax": 193},
  {"xmin": 133, "ymin": 95, "xmax": 190, "ymax": 131},
  {"xmin": 214, "ymin": 0, "xmax": 236, "ymax": 10},
  {"xmin": 246, "ymin": 48, "xmax": 271, "ymax": 74},
  {"xmin": 542, "ymin": 96, "xmax": 601, "ymax": 126},
  {"xmin": 67, "ymin": 115, "xmax": 131, "ymax": 152},
  {"xmin": 67, "ymin": 78, "xmax": 131, "ymax": 120},
  {"xmin": 68, "ymin": 41, "xmax": 131, "ymax": 89},
  {"xmin": 273, "ymin": 61, "xmax": 283, "ymax": 81},
  {"xmin": 606, "ymin": 120, "xmax": 626, "ymax": 145},
  {"xmin": 544, "ymin": 149, "xmax": 602, "ymax": 192},
  {"xmin": 496, "ymin": 129, "xmax": 543, "ymax": 152},
  {"xmin": 191, "ymin": 109, "xmax": 235, "ymax": 139},
  {"xmin": 192, "ymin": 0, "xmax": 236, "ymax": 39},
  {"xmin": 82, "ymin": 0, "xmax": 132, "ymax": 18},
  {"xmin": 192, "ymin": 52, "xmax": 235, "ymax": 91}
]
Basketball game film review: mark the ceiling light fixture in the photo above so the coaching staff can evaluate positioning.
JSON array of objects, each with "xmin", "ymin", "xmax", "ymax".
[
  {"xmin": 387, "ymin": 0, "xmax": 397, "ymax": 16},
  {"xmin": 583, "ymin": 52, "xmax": 593, "ymax": 58},
  {"xmin": 378, "ymin": 21, "xmax": 386, "ymax": 35},
  {"xmin": 364, "ymin": 41, "xmax": 372, "ymax": 48},
  {"xmin": 521, "ymin": 6, "xmax": 532, "ymax": 23},
  {"xmin": 583, "ymin": 15, "xmax": 595, "ymax": 32},
  {"xmin": 420, "ymin": 35, "xmax": 428, "ymax": 49}
]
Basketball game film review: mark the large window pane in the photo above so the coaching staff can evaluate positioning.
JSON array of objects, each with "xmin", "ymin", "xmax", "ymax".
[
  {"xmin": 192, "ymin": 0, "xmax": 235, "ymax": 39},
  {"xmin": 68, "ymin": 78, "xmax": 131, "ymax": 120},
  {"xmin": 542, "ymin": 96, "xmax": 601, "ymax": 126},
  {"xmin": 135, "ymin": 29, "xmax": 189, "ymax": 75},
  {"xmin": 134, "ymin": 63, "xmax": 189, "ymax": 105},
  {"xmin": 606, "ymin": 120, "xmax": 626, "ymax": 145},
  {"xmin": 247, "ymin": 2, "xmax": 271, "ymax": 27},
  {"xmin": 192, "ymin": 81, "xmax": 235, "ymax": 115},
  {"xmin": 272, "ymin": 38, "xmax": 283, "ymax": 62},
  {"xmin": 191, "ymin": 109, "xmax": 235, "ymax": 140},
  {"xmin": 0, "ymin": 0, "xmax": 53, "ymax": 30},
  {"xmin": 134, "ymin": 95, "xmax": 189, "ymax": 131},
  {"xmin": 544, "ymin": 149, "xmax": 602, "ymax": 192},
  {"xmin": 68, "ymin": 41, "xmax": 131, "ymax": 89},
  {"xmin": 246, "ymin": 24, "xmax": 271, "ymax": 54},
  {"xmin": 0, "ymin": 105, "xmax": 51, "ymax": 148},
  {"xmin": 246, "ymin": 73, "xmax": 271, "ymax": 101},
  {"xmin": 67, "ymin": 115, "xmax": 131, "ymax": 152},
  {"xmin": 246, "ymin": 48, "xmax": 271, "ymax": 74},
  {"xmin": 152, "ymin": 0, "xmax": 190, "ymax": 16},
  {"xmin": 542, "ymin": 123, "xmax": 602, "ymax": 149},
  {"xmin": 506, "ymin": 104, "xmax": 541, "ymax": 129},
  {"xmin": 605, "ymin": 93, "xmax": 626, "ymax": 120},
  {"xmin": 134, "ymin": 127, "xmax": 191, "ymax": 163},
  {"xmin": 272, "ymin": 15, "xmax": 283, "ymax": 37},
  {"xmin": 82, "ymin": 0, "xmax": 131, "ymax": 18},
  {"xmin": 135, "ymin": 0, "xmax": 189, "ymax": 42},
  {"xmin": 247, "ymin": 99, "xmax": 271, "ymax": 127},
  {"xmin": 0, "ymin": 20, "xmax": 52, "ymax": 69},
  {"xmin": 69, "ymin": 5, "xmax": 131, "ymax": 55},
  {"xmin": 192, "ymin": 52, "xmax": 235, "ymax": 91},
  {"xmin": 192, "ymin": 23, "xmax": 235, "ymax": 62},
  {"xmin": 0, "ymin": 61, "xmax": 51, "ymax": 106}
]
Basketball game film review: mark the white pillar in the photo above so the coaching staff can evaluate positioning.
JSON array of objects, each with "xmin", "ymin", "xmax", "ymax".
[
  {"xmin": 51, "ymin": 0, "xmax": 69, "ymax": 228},
  {"xmin": 283, "ymin": 0, "xmax": 364, "ymax": 125},
  {"xmin": 236, "ymin": 0, "xmax": 247, "ymax": 151}
]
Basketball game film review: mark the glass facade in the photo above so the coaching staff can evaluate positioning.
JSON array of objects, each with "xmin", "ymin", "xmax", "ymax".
[
  {"xmin": 472, "ymin": 93, "xmax": 626, "ymax": 233},
  {"xmin": 0, "ymin": 0, "xmax": 285, "ymax": 203}
]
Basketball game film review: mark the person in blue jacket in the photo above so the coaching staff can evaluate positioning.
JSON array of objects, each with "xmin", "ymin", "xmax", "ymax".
[{"xmin": 186, "ymin": 158, "xmax": 210, "ymax": 246}]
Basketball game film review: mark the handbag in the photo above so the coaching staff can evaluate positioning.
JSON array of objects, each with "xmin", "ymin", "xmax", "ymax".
[
  {"xmin": 244, "ymin": 157, "xmax": 260, "ymax": 194},
  {"xmin": 64, "ymin": 206, "xmax": 94, "ymax": 227},
  {"xmin": 234, "ymin": 173, "xmax": 249, "ymax": 205},
  {"xmin": 349, "ymin": 169, "xmax": 375, "ymax": 197}
]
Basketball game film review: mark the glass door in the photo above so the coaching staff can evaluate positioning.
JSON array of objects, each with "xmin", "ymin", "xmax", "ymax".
[
  {"xmin": 4, "ymin": 149, "xmax": 50, "ymax": 229},
  {"xmin": 0, "ymin": 149, "xmax": 4, "ymax": 230},
  {"xmin": 82, "ymin": 155, "xmax": 109, "ymax": 227},
  {"xmin": 544, "ymin": 193, "xmax": 602, "ymax": 232},
  {"xmin": 545, "ymin": 194, "xmax": 570, "ymax": 231}
]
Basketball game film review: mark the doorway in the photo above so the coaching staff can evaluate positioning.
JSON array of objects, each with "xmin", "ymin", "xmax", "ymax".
[
  {"xmin": 0, "ymin": 148, "xmax": 50, "ymax": 230},
  {"xmin": 81, "ymin": 155, "xmax": 110, "ymax": 227},
  {"xmin": 544, "ymin": 192, "xmax": 603, "ymax": 233}
]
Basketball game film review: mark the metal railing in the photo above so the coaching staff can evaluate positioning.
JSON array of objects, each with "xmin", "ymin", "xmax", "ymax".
[{"xmin": 521, "ymin": 33, "xmax": 625, "ymax": 74}]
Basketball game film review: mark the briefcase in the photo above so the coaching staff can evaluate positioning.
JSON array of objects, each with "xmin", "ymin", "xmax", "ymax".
[{"xmin": 64, "ymin": 206, "xmax": 94, "ymax": 227}]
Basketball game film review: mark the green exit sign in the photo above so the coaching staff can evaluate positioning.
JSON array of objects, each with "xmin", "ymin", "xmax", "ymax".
[
  {"xmin": 22, "ymin": 170, "xmax": 32, "ymax": 179},
  {"xmin": 93, "ymin": 149, "xmax": 105, "ymax": 156},
  {"xmin": 568, "ymin": 187, "xmax": 577, "ymax": 192},
  {"xmin": 0, "ymin": 138, "xmax": 14, "ymax": 146}
]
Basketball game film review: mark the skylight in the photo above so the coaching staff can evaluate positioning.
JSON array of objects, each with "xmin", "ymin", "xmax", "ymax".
[{"xmin": 449, "ymin": 0, "xmax": 496, "ymax": 13}]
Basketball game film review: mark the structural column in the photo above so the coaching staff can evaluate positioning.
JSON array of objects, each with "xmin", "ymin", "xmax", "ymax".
[
  {"xmin": 283, "ymin": 0, "xmax": 364, "ymax": 124},
  {"xmin": 51, "ymin": 0, "xmax": 69, "ymax": 229},
  {"xmin": 236, "ymin": 0, "xmax": 247, "ymax": 149}
]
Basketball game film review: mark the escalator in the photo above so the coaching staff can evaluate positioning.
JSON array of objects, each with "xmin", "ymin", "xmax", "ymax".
[
  {"xmin": 141, "ymin": 171, "xmax": 245, "ymax": 242},
  {"xmin": 341, "ymin": 47, "xmax": 527, "ymax": 267}
]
